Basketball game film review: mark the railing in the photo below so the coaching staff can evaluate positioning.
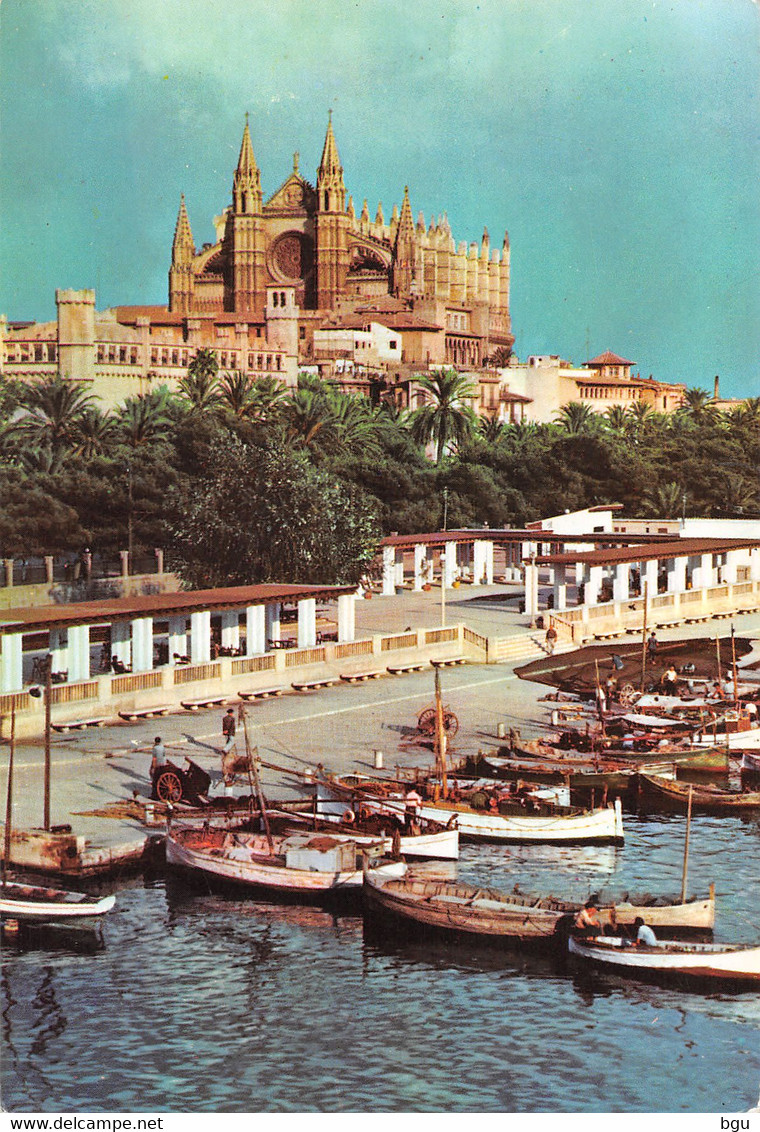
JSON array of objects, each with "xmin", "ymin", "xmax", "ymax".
[
  {"xmin": 0, "ymin": 692, "xmax": 31, "ymax": 714},
  {"xmin": 681, "ymin": 589, "xmax": 702, "ymax": 603},
  {"xmin": 111, "ymin": 671, "xmax": 163, "ymax": 695},
  {"xmin": 424, "ymin": 628, "xmax": 458, "ymax": 644},
  {"xmin": 463, "ymin": 627, "xmax": 488, "ymax": 652},
  {"xmin": 733, "ymin": 581, "xmax": 753, "ymax": 595},
  {"xmin": 50, "ymin": 681, "xmax": 98, "ymax": 705},
  {"xmin": 231, "ymin": 655, "xmax": 276, "ymax": 676},
  {"xmin": 381, "ymin": 632, "xmax": 418, "ymax": 651},
  {"xmin": 173, "ymin": 663, "xmax": 221, "ymax": 685},
  {"xmin": 334, "ymin": 640, "xmax": 374, "ymax": 659},
  {"xmin": 285, "ymin": 647, "xmax": 327, "ymax": 668}
]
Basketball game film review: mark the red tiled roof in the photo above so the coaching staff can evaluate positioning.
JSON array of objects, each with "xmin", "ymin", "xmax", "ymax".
[{"xmin": 586, "ymin": 350, "xmax": 635, "ymax": 367}]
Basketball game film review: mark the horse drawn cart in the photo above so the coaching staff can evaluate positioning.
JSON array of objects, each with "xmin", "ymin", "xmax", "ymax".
[{"xmin": 153, "ymin": 758, "xmax": 212, "ymax": 804}]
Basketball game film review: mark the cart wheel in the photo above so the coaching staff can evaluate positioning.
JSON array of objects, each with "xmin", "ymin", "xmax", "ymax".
[
  {"xmin": 156, "ymin": 771, "xmax": 183, "ymax": 803},
  {"xmin": 417, "ymin": 707, "xmax": 436, "ymax": 734},
  {"xmin": 442, "ymin": 710, "xmax": 459, "ymax": 736},
  {"xmin": 619, "ymin": 683, "xmax": 636, "ymax": 706}
]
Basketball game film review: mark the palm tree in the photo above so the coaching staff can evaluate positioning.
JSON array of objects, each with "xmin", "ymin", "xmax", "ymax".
[
  {"xmin": 407, "ymin": 368, "xmax": 478, "ymax": 463},
  {"xmin": 178, "ymin": 348, "xmax": 221, "ymax": 413},
  {"xmin": 282, "ymin": 388, "xmax": 339, "ymax": 451},
  {"xmin": 248, "ymin": 375, "xmax": 289, "ymax": 423},
  {"xmin": 218, "ymin": 371, "xmax": 257, "ymax": 418},
  {"xmin": 642, "ymin": 480, "xmax": 685, "ymax": 519},
  {"xmin": 485, "ymin": 345, "xmax": 513, "ymax": 368},
  {"xmin": 327, "ymin": 393, "xmax": 382, "ymax": 457},
  {"xmin": 554, "ymin": 401, "xmax": 600, "ymax": 436},
  {"xmin": 117, "ymin": 388, "xmax": 173, "ymax": 449},
  {"xmin": 70, "ymin": 407, "xmax": 118, "ymax": 460},
  {"xmin": 603, "ymin": 404, "xmax": 630, "ymax": 436},
  {"xmin": 17, "ymin": 374, "xmax": 97, "ymax": 458},
  {"xmin": 678, "ymin": 387, "xmax": 718, "ymax": 426},
  {"xmin": 478, "ymin": 416, "xmax": 507, "ymax": 445}
]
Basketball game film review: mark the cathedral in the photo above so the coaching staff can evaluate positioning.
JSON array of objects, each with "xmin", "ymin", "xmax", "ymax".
[{"xmin": 169, "ymin": 114, "xmax": 514, "ymax": 368}]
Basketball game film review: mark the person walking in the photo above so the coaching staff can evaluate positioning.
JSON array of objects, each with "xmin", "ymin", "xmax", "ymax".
[
  {"xmin": 150, "ymin": 736, "xmax": 166, "ymax": 800},
  {"xmin": 221, "ymin": 707, "xmax": 237, "ymax": 754},
  {"xmin": 545, "ymin": 623, "xmax": 558, "ymax": 656}
]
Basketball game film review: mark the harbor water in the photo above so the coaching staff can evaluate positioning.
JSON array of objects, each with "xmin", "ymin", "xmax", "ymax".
[{"xmin": 2, "ymin": 811, "xmax": 759, "ymax": 1114}]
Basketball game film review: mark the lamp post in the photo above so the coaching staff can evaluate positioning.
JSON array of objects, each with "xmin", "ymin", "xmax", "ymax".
[{"xmin": 29, "ymin": 653, "xmax": 52, "ymax": 831}]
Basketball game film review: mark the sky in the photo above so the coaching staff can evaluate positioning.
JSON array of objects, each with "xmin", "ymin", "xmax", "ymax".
[{"xmin": 1, "ymin": 0, "xmax": 759, "ymax": 397}]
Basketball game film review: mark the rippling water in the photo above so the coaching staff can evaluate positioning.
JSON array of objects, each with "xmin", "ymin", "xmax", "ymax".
[{"xmin": 2, "ymin": 812, "xmax": 759, "ymax": 1114}]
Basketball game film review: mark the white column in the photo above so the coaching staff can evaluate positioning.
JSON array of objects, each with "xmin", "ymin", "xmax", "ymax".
[
  {"xmin": 585, "ymin": 565, "xmax": 603, "ymax": 606},
  {"xmin": 1, "ymin": 632, "xmax": 23, "ymax": 693},
  {"xmin": 442, "ymin": 542, "xmax": 458, "ymax": 585},
  {"xmin": 168, "ymin": 616, "xmax": 188, "ymax": 663},
  {"xmin": 265, "ymin": 603, "xmax": 281, "ymax": 649},
  {"xmin": 524, "ymin": 560, "xmax": 538, "ymax": 620},
  {"xmin": 220, "ymin": 611, "xmax": 240, "ymax": 652},
  {"xmin": 724, "ymin": 549, "xmax": 740, "ymax": 584},
  {"xmin": 750, "ymin": 548, "xmax": 760, "ymax": 583},
  {"xmin": 413, "ymin": 544, "xmax": 427, "ymax": 591},
  {"xmin": 668, "ymin": 555, "xmax": 688, "ymax": 593},
  {"xmin": 395, "ymin": 557, "xmax": 404, "ymax": 587},
  {"xmin": 190, "ymin": 610, "xmax": 211, "ymax": 664},
  {"xmin": 553, "ymin": 563, "xmax": 568, "ymax": 612},
  {"xmin": 49, "ymin": 628, "xmax": 68, "ymax": 674},
  {"xmin": 381, "ymin": 546, "xmax": 396, "ymax": 596},
  {"xmin": 111, "ymin": 621, "xmax": 131, "ymax": 668},
  {"xmin": 68, "ymin": 625, "xmax": 90, "ymax": 682},
  {"xmin": 483, "ymin": 540, "xmax": 494, "ymax": 584},
  {"xmin": 613, "ymin": 562, "xmax": 630, "ymax": 603},
  {"xmin": 131, "ymin": 617, "xmax": 153, "ymax": 672},
  {"xmin": 644, "ymin": 558, "xmax": 659, "ymax": 598},
  {"xmin": 473, "ymin": 541, "xmax": 487, "ymax": 585},
  {"xmin": 337, "ymin": 593, "xmax": 356, "ymax": 643},
  {"xmin": 297, "ymin": 598, "xmax": 317, "ymax": 649},
  {"xmin": 245, "ymin": 606, "xmax": 266, "ymax": 656}
]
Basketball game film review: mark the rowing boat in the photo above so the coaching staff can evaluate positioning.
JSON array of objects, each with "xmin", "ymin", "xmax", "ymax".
[
  {"xmin": 0, "ymin": 881, "xmax": 115, "ymax": 925},
  {"xmin": 568, "ymin": 934, "xmax": 760, "ymax": 988},
  {"xmin": 317, "ymin": 774, "xmax": 625, "ymax": 844},
  {"xmin": 165, "ymin": 824, "xmax": 406, "ymax": 899},
  {"xmin": 638, "ymin": 774, "xmax": 760, "ymax": 813},
  {"xmin": 267, "ymin": 806, "xmax": 459, "ymax": 860},
  {"xmin": 363, "ymin": 872, "xmax": 714, "ymax": 943}
]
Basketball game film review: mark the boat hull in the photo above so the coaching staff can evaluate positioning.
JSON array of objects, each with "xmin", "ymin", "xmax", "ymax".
[
  {"xmin": 638, "ymin": 774, "xmax": 760, "ymax": 814},
  {"xmin": 568, "ymin": 935, "xmax": 760, "ymax": 989},
  {"xmin": 0, "ymin": 882, "xmax": 115, "ymax": 925}
]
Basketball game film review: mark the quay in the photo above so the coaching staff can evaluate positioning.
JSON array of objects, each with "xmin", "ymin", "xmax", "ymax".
[{"xmin": 2, "ymin": 579, "xmax": 759, "ymax": 880}]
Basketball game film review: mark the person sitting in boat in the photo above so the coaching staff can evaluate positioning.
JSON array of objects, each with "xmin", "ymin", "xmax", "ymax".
[
  {"xmin": 633, "ymin": 916, "xmax": 657, "ymax": 947},
  {"xmin": 662, "ymin": 665, "xmax": 679, "ymax": 695},
  {"xmin": 404, "ymin": 789, "xmax": 422, "ymax": 828},
  {"xmin": 573, "ymin": 899, "xmax": 602, "ymax": 937}
]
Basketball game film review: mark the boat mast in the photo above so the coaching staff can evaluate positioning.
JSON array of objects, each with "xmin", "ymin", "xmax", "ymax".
[
  {"xmin": 680, "ymin": 783, "xmax": 693, "ymax": 903},
  {"xmin": 730, "ymin": 623, "xmax": 739, "ymax": 710},
  {"xmin": 2, "ymin": 705, "xmax": 15, "ymax": 888},
  {"xmin": 640, "ymin": 579, "xmax": 648, "ymax": 692},
  {"xmin": 434, "ymin": 667, "xmax": 448, "ymax": 799},
  {"xmin": 240, "ymin": 705, "xmax": 273, "ymax": 854}
]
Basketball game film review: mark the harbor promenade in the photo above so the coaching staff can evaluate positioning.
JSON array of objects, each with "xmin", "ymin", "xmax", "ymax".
[{"xmin": 2, "ymin": 583, "xmax": 760, "ymax": 876}]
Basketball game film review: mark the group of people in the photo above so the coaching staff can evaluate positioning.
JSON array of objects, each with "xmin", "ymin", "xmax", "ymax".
[{"xmin": 573, "ymin": 898, "xmax": 657, "ymax": 946}]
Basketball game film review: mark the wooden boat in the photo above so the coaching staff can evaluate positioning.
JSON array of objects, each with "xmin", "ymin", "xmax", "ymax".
[
  {"xmin": 0, "ymin": 880, "xmax": 115, "ymax": 925},
  {"xmin": 268, "ymin": 805, "xmax": 459, "ymax": 860},
  {"xmin": 638, "ymin": 774, "xmax": 760, "ymax": 814},
  {"xmin": 364, "ymin": 872, "xmax": 715, "ymax": 943},
  {"xmin": 165, "ymin": 824, "xmax": 406, "ymax": 899},
  {"xmin": 513, "ymin": 738, "xmax": 730, "ymax": 775},
  {"xmin": 316, "ymin": 774, "xmax": 625, "ymax": 844},
  {"xmin": 568, "ymin": 934, "xmax": 760, "ymax": 988}
]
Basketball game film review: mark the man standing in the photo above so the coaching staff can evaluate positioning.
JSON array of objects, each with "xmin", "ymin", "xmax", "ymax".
[
  {"xmin": 222, "ymin": 707, "xmax": 237, "ymax": 753},
  {"xmin": 150, "ymin": 737, "xmax": 166, "ymax": 800}
]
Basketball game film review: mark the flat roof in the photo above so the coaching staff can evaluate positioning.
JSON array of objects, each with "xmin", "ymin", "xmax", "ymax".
[
  {"xmin": 0, "ymin": 582, "xmax": 355, "ymax": 635},
  {"xmin": 535, "ymin": 536, "xmax": 760, "ymax": 567},
  {"xmin": 379, "ymin": 529, "xmax": 677, "ymax": 551}
]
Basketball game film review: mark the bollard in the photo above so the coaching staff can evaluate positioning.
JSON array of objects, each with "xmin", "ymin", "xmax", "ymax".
[
  {"xmin": 374, "ymin": 750, "xmax": 384, "ymax": 770},
  {"xmin": 496, "ymin": 722, "xmax": 506, "ymax": 739}
]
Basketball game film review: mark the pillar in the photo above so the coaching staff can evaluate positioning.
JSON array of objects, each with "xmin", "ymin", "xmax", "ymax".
[
  {"xmin": 0, "ymin": 633, "xmax": 23, "ymax": 693},
  {"xmin": 119, "ymin": 550, "xmax": 129, "ymax": 578},
  {"xmin": 190, "ymin": 610, "xmax": 211, "ymax": 664},
  {"xmin": 245, "ymin": 606, "xmax": 266, "ymax": 656},
  {"xmin": 613, "ymin": 562, "xmax": 630, "ymax": 603},
  {"xmin": 585, "ymin": 565, "xmax": 603, "ymax": 607},
  {"xmin": 382, "ymin": 546, "xmax": 396, "ymax": 596},
  {"xmin": 750, "ymin": 548, "xmax": 760, "ymax": 583},
  {"xmin": 68, "ymin": 625, "xmax": 90, "ymax": 682},
  {"xmin": 49, "ymin": 628, "xmax": 68, "ymax": 674},
  {"xmin": 168, "ymin": 616, "xmax": 188, "ymax": 663},
  {"xmin": 44, "ymin": 556, "xmax": 54, "ymax": 584},
  {"xmin": 111, "ymin": 621, "xmax": 131, "ymax": 667},
  {"xmin": 337, "ymin": 593, "xmax": 356, "ymax": 643},
  {"xmin": 131, "ymin": 617, "xmax": 153, "ymax": 672},
  {"xmin": 524, "ymin": 559, "xmax": 539, "ymax": 620},
  {"xmin": 220, "ymin": 611, "xmax": 240, "ymax": 652},
  {"xmin": 297, "ymin": 598, "xmax": 317, "ymax": 649},
  {"xmin": 4, "ymin": 559, "xmax": 13, "ymax": 588},
  {"xmin": 723, "ymin": 550, "xmax": 740, "ymax": 585},
  {"xmin": 644, "ymin": 558, "xmax": 659, "ymax": 599},
  {"xmin": 667, "ymin": 555, "xmax": 688, "ymax": 594},
  {"xmin": 553, "ymin": 563, "xmax": 568, "ymax": 612},
  {"xmin": 473, "ymin": 541, "xmax": 487, "ymax": 585},
  {"xmin": 483, "ymin": 540, "xmax": 494, "ymax": 585},
  {"xmin": 413, "ymin": 544, "xmax": 427, "ymax": 591},
  {"xmin": 155, "ymin": 548, "xmax": 164, "ymax": 575},
  {"xmin": 442, "ymin": 542, "xmax": 458, "ymax": 586},
  {"xmin": 265, "ymin": 602, "xmax": 281, "ymax": 648}
]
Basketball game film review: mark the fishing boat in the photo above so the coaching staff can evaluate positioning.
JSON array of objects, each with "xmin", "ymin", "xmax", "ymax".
[
  {"xmin": 316, "ymin": 774, "xmax": 625, "ymax": 844},
  {"xmin": 513, "ymin": 737, "xmax": 729, "ymax": 773},
  {"xmin": 165, "ymin": 824, "xmax": 406, "ymax": 900},
  {"xmin": 638, "ymin": 774, "xmax": 760, "ymax": 814},
  {"xmin": 568, "ymin": 934, "xmax": 760, "ymax": 989},
  {"xmin": 267, "ymin": 805, "xmax": 459, "ymax": 860},
  {"xmin": 363, "ymin": 872, "xmax": 715, "ymax": 943},
  {"xmin": 0, "ymin": 880, "xmax": 115, "ymax": 926}
]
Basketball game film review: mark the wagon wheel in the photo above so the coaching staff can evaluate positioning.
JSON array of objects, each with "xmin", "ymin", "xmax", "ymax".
[
  {"xmin": 442, "ymin": 710, "xmax": 459, "ymax": 736},
  {"xmin": 618, "ymin": 683, "xmax": 637, "ymax": 707},
  {"xmin": 416, "ymin": 707, "xmax": 437, "ymax": 735},
  {"xmin": 156, "ymin": 770, "xmax": 183, "ymax": 803}
]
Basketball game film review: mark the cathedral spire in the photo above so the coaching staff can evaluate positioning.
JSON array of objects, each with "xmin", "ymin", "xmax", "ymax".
[
  {"xmin": 171, "ymin": 193, "xmax": 194, "ymax": 265},
  {"xmin": 233, "ymin": 115, "xmax": 262, "ymax": 214},
  {"xmin": 317, "ymin": 110, "xmax": 345, "ymax": 212}
]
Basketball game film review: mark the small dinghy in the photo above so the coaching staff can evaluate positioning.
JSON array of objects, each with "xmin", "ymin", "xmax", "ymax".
[
  {"xmin": 0, "ymin": 881, "xmax": 115, "ymax": 926},
  {"xmin": 568, "ymin": 934, "xmax": 760, "ymax": 989}
]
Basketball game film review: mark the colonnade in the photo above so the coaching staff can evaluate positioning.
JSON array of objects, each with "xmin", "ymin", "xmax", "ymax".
[{"xmin": 380, "ymin": 539, "xmax": 496, "ymax": 596}]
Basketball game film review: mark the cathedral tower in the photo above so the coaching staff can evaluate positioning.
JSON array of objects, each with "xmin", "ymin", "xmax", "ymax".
[
  {"xmin": 392, "ymin": 186, "xmax": 417, "ymax": 299},
  {"xmin": 168, "ymin": 194, "xmax": 195, "ymax": 313},
  {"xmin": 224, "ymin": 116, "xmax": 266, "ymax": 314},
  {"xmin": 315, "ymin": 113, "xmax": 350, "ymax": 310}
]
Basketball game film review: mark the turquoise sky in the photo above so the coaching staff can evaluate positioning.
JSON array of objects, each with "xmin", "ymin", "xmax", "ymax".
[{"xmin": 2, "ymin": 0, "xmax": 758, "ymax": 397}]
